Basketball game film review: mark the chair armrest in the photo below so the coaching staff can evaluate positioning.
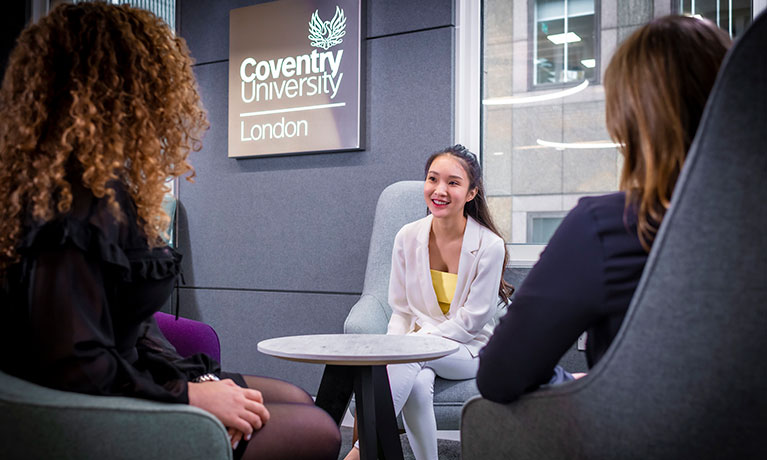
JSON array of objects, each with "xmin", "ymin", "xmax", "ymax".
[
  {"xmin": 0, "ymin": 371, "xmax": 231, "ymax": 460},
  {"xmin": 461, "ymin": 383, "xmax": 591, "ymax": 460},
  {"xmin": 343, "ymin": 294, "xmax": 390, "ymax": 334}
]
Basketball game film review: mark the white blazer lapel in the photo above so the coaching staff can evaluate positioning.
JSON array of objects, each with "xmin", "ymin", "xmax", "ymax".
[
  {"xmin": 452, "ymin": 216, "xmax": 482, "ymax": 311},
  {"xmin": 416, "ymin": 215, "xmax": 443, "ymax": 318}
]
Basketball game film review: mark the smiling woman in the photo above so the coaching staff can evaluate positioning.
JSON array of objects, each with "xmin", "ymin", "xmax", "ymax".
[
  {"xmin": 424, "ymin": 156, "xmax": 477, "ymax": 221},
  {"xmin": 344, "ymin": 145, "xmax": 513, "ymax": 460}
]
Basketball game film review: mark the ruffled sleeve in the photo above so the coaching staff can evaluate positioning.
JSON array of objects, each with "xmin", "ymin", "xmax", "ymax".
[
  {"xmin": 16, "ymin": 210, "xmax": 190, "ymax": 403},
  {"xmin": 18, "ymin": 216, "xmax": 131, "ymax": 279}
]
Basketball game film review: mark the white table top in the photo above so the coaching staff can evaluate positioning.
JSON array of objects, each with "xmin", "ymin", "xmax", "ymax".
[{"xmin": 257, "ymin": 334, "xmax": 460, "ymax": 365}]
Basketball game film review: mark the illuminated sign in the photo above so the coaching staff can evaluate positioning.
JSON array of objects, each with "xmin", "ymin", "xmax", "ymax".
[{"xmin": 229, "ymin": 0, "xmax": 363, "ymax": 157}]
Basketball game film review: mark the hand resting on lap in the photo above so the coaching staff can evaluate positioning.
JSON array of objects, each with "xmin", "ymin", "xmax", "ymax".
[{"xmin": 188, "ymin": 379, "xmax": 271, "ymax": 449}]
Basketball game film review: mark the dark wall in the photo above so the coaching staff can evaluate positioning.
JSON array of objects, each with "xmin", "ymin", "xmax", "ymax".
[{"xmin": 176, "ymin": 0, "xmax": 456, "ymax": 393}]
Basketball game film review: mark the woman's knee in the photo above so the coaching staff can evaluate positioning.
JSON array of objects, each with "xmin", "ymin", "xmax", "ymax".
[
  {"xmin": 244, "ymin": 404, "xmax": 341, "ymax": 460},
  {"xmin": 427, "ymin": 349, "xmax": 478, "ymax": 380},
  {"xmin": 387, "ymin": 361, "xmax": 423, "ymax": 381},
  {"xmin": 242, "ymin": 374, "xmax": 314, "ymax": 404},
  {"xmin": 406, "ymin": 369, "xmax": 435, "ymax": 408}
]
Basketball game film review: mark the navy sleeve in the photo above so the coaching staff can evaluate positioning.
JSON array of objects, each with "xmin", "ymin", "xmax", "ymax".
[{"xmin": 477, "ymin": 200, "xmax": 606, "ymax": 403}]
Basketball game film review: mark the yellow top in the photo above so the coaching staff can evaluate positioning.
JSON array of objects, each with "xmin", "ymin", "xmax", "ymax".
[{"xmin": 430, "ymin": 269, "xmax": 458, "ymax": 315}]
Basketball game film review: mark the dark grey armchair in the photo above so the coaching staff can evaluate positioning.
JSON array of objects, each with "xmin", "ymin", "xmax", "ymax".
[{"xmin": 461, "ymin": 11, "xmax": 767, "ymax": 460}]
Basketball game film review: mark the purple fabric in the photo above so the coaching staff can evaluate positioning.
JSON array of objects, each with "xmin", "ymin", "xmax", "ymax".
[{"xmin": 154, "ymin": 312, "xmax": 221, "ymax": 363}]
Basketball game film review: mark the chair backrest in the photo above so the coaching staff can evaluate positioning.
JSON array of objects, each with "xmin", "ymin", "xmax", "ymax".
[
  {"xmin": 577, "ymin": 12, "xmax": 767, "ymax": 456},
  {"xmin": 361, "ymin": 181, "xmax": 427, "ymax": 304}
]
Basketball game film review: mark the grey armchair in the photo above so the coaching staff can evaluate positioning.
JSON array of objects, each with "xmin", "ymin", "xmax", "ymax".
[{"xmin": 461, "ymin": 11, "xmax": 767, "ymax": 460}]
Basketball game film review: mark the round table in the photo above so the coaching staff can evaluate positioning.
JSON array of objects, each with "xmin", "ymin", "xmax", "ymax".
[{"xmin": 257, "ymin": 334, "xmax": 459, "ymax": 460}]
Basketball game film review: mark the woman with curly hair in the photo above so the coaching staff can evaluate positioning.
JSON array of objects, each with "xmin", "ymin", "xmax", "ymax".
[{"xmin": 0, "ymin": 3, "xmax": 339, "ymax": 459}]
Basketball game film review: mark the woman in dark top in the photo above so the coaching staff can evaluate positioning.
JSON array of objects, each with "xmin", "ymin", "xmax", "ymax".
[
  {"xmin": 0, "ymin": 4, "xmax": 339, "ymax": 459},
  {"xmin": 477, "ymin": 15, "xmax": 731, "ymax": 403}
]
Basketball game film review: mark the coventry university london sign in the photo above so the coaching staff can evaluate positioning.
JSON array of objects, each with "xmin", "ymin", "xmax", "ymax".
[{"xmin": 229, "ymin": 0, "xmax": 363, "ymax": 158}]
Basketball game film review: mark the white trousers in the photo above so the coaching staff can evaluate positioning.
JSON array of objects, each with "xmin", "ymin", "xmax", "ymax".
[{"xmin": 355, "ymin": 344, "xmax": 477, "ymax": 460}]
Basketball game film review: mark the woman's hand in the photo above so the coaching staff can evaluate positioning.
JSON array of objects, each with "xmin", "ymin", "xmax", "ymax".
[
  {"xmin": 227, "ymin": 427, "xmax": 244, "ymax": 450},
  {"xmin": 188, "ymin": 378, "xmax": 270, "ymax": 443}
]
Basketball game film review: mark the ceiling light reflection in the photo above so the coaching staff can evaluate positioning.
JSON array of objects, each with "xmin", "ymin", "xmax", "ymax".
[
  {"xmin": 483, "ymin": 80, "xmax": 589, "ymax": 106},
  {"xmin": 536, "ymin": 139, "xmax": 622, "ymax": 150},
  {"xmin": 547, "ymin": 32, "xmax": 582, "ymax": 44}
]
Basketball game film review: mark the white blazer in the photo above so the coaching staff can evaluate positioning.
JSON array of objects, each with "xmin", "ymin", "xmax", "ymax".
[{"xmin": 387, "ymin": 214, "xmax": 506, "ymax": 356}]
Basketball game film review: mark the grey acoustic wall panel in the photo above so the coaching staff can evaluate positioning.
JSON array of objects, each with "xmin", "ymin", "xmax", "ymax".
[
  {"xmin": 178, "ymin": 0, "xmax": 271, "ymax": 65},
  {"xmin": 366, "ymin": 27, "xmax": 455, "ymax": 165},
  {"xmin": 179, "ymin": 289, "xmax": 356, "ymax": 393},
  {"xmin": 368, "ymin": 0, "xmax": 454, "ymax": 37},
  {"xmin": 179, "ymin": 0, "xmax": 455, "ymax": 65},
  {"xmin": 179, "ymin": 62, "xmax": 372, "ymax": 293},
  {"xmin": 178, "ymin": 29, "xmax": 454, "ymax": 293}
]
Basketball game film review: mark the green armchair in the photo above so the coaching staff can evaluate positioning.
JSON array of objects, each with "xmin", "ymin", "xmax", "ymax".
[{"xmin": 0, "ymin": 368, "xmax": 231, "ymax": 460}]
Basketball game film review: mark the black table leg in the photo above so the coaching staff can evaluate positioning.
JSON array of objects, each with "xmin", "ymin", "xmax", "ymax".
[
  {"xmin": 355, "ymin": 365, "xmax": 404, "ymax": 460},
  {"xmin": 315, "ymin": 365, "xmax": 355, "ymax": 426},
  {"xmin": 315, "ymin": 364, "xmax": 404, "ymax": 460},
  {"xmin": 371, "ymin": 365, "xmax": 403, "ymax": 460},
  {"xmin": 355, "ymin": 366, "xmax": 378, "ymax": 460}
]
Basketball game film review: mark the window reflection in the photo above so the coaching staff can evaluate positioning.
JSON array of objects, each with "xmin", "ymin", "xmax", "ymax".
[
  {"xmin": 481, "ymin": 1, "xmax": 756, "ymax": 252},
  {"xmin": 533, "ymin": 0, "xmax": 597, "ymax": 86}
]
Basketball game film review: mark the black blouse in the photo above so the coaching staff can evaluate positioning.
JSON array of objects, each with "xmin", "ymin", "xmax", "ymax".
[
  {"xmin": 477, "ymin": 192, "xmax": 649, "ymax": 403},
  {"xmin": 0, "ymin": 182, "xmax": 218, "ymax": 403}
]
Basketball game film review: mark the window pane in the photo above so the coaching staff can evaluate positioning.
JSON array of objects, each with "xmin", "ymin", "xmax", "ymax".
[
  {"xmin": 534, "ymin": 0, "xmax": 596, "ymax": 86},
  {"xmin": 482, "ymin": 1, "xmax": 759, "ymax": 258},
  {"xmin": 528, "ymin": 214, "xmax": 565, "ymax": 244},
  {"xmin": 679, "ymin": 0, "xmax": 751, "ymax": 38},
  {"xmin": 483, "ymin": 0, "xmax": 612, "ymax": 251}
]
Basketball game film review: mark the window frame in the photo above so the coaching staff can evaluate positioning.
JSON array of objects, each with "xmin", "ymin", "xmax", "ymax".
[{"xmin": 526, "ymin": 210, "xmax": 568, "ymax": 244}]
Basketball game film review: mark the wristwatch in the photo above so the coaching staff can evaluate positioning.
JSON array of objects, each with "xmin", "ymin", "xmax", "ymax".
[{"xmin": 192, "ymin": 373, "xmax": 220, "ymax": 383}]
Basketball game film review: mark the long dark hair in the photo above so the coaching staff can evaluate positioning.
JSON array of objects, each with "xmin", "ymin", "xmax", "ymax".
[
  {"xmin": 605, "ymin": 15, "xmax": 730, "ymax": 251},
  {"xmin": 425, "ymin": 145, "xmax": 514, "ymax": 305}
]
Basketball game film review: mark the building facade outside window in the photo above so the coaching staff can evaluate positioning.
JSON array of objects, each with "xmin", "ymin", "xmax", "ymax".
[{"xmin": 481, "ymin": 0, "xmax": 758, "ymax": 264}]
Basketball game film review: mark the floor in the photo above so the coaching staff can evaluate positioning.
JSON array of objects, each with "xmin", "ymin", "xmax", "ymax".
[{"xmin": 336, "ymin": 409, "xmax": 460, "ymax": 460}]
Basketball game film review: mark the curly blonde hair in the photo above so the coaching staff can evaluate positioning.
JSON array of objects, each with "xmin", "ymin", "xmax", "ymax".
[{"xmin": 0, "ymin": 2, "xmax": 208, "ymax": 272}]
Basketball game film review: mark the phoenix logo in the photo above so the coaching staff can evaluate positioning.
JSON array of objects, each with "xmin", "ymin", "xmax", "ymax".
[{"xmin": 308, "ymin": 6, "xmax": 346, "ymax": 50}]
